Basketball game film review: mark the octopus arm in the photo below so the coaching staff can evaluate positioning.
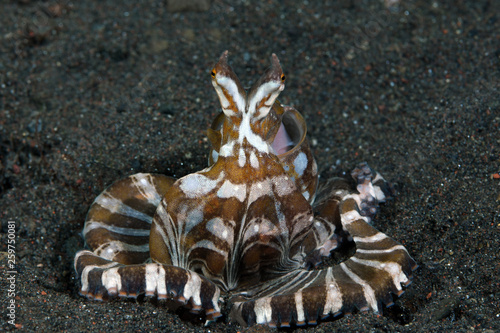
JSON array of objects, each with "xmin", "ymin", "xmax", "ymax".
[
  {"xmin": 229, "ymin": 164, "xmax": 417, "ymax": 327},
  {"xmin": 74, "ymin": 250, "xmax": 222, "ymax": 320},
  {"xmin": 74, "ymin": 173, "xmax": 223, "ymax": 320},
  {"xmin": 82, "ymin": 173, "xmax": 176, "ymax": 265}
]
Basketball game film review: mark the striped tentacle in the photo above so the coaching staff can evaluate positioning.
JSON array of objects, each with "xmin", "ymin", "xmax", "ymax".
[
  {"xmin": 230, "ymin": 268, "xmax": 342, "ymax": 327},
  {"xmin": 82, "ymin": 173, "xmax": 175, "ymax": 265},
  {"xmin": 303, "ymin": 163, "xmax": 395, "ymax": 267},
  {"xmin": 299, "ymin": 177, "xmax": 351, "ymax": 268},
  {"xmin": 229, "ymin": 165, "xmax": 416, "ymax": 327},
  {"xmin": 75, "ymin": 172, "xmax": 223, "ymax": 319},
  {"xmin": 74, "ymin": 251, "xmax": 222, "ymax": 320}
]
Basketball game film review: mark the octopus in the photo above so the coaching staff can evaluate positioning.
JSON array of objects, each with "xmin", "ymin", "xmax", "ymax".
[{"xmin": 74, "ymin": 51, "xmax": 417, "ymax": 327}]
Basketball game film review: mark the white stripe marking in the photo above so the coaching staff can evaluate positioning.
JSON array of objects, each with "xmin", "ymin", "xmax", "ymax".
[
  {"xmin": 247, "ymin": 81, "xmax": 282, "ymax": 118},
  {"xmin": 145, "ymin": 264, "xmax": 159, "ymax": 295},
  {"xmin": 83, "ymin": 220, "xmax": 150, "ymax": 237},
  {"xmin": 213, "ymin": 75, "xmax": 246, "ymax": 113},
  {"xmin": 102, "ymin": 267, "xmax": 122, "ymax": 294},
  {"xmin": 238, "ymin": 148, "xmax": 246, "ymax": 167},
  {"xmin": 206, "ymin": 217, "xmax": 234, "ymax": 243},
  {"xmin": 248, "ymin": 180, "xmax": 272, "ymax": 206},
  {"xmin": 95, "ymin": 241, "xmax": 149, "ymax": 260},
  {"xmin": 238, "ymin": 112, "xmax": 269, "ymax": 153},
  {"xmin": 353, "ymin": 232, "xmax": 387, "ymax": 243},
  {"xmin": 272, "ymin": 175, "xmax": 295, "ymax": 197},
  {"xmin": 144, "ymin": 264, "xmax": 168, "ymax": 298},
  {"xmin": 323, "ymin": 268, "xmax": 343, "ymax": 316},
  {"xmin": 190, "ymin": 239, "xmax": 227, "ymax": 257},
  {"xmin": 340, "ymin": 263, "xmax": 378, "ymax": 312},
  {"xmin": 249, "ymin": 151, "xmax": 259, "ymax": 169},
  {"xmin": 80, "ymin": 261, "xmax": 120, "ymax": 293},
  {"xmin": 211, "ymin": 149, "xmax": 219, "ymax": 163},
  {"xmin": 217, "ymin": 180, "xmax": 247, "ymax": 202},
  {"xmin": 96, "ymin": 193, "xmax": 153, "ymax": 223},
  {"xmin": 293, "ymin": 152, "xmax": 308, "ymax": 177},
  {"xmin": 157, "ymin": 265, "xmax": 167, "ymax": 297},
  {"xmin": 356, "ymin": 245, "xmax": 407, "ymax": 254},
  {"xmin": 179, "ymin": 172, "xmax": 224, "ymax": 198},
  {"xmin": 350, "ymin": 256, "xmax": 408, "ymax": 291},
  {"xmin": 219, "ymin": 141, "xmax": 235, "ymax": 157},
  {"xmin": 254, "ymin": 297, "xmax": 273, "ymax": 324},
  {"xmin": 340, "ymin": 209, "xmax": 369, "ymax": 226},
  {"xmin": 131, "ymin": 173, "xmax": 163, "ymax": 205},
  {"xmin": 294, "ymin": 290, "xmax": 305, "ymax": 323},
  {"xmin": 183, "ymin": 271, "xmax": 202, "ymax": 306},
  {"xmin": 184, "ymin": 207, "xmax": 204, "ymax": 234}
]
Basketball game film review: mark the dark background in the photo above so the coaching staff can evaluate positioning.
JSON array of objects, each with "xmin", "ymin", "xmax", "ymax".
[{"xmin": 1, "ymin": 0, "xmax": 498, "ymax": 331}]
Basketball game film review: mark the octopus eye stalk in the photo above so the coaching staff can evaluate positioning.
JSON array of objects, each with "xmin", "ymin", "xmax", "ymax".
[
  {"xmin": 210, "ymin": 51, "xmax": 246, "ymax": 117},
  {"xmin": 246, "ymin": 53, "xmax": 286, "ymax": 121}
]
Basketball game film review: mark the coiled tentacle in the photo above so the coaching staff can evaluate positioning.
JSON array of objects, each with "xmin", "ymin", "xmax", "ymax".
[
  {"xmin": 229, "ymin": 165, "xmax": 416, "ymax": 327},
  {"xmin": 74, "ymin": 251, "xmax": 222, "ymax": 319},
  {"xmin": 81, "ymin": 173, "xmax": 175, "ymax": 265},
  {"xmin": 74, "ymin": 173, "xmax": 223, "ymax": 319}
]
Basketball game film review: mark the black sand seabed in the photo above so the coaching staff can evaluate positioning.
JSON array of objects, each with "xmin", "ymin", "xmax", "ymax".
[{"xmin": 0, "ymin": 0, "xmax": 499, "ymax": 332}]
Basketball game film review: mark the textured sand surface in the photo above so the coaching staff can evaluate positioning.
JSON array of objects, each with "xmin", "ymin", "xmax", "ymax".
[{"xmin": 1, "ymin": 1, "xmax": 498, "ymax": 331}]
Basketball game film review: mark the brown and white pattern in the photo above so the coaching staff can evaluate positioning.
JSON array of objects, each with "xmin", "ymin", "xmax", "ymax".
[{"xmin": 74, "ymin": 52, "xmax": 417, "ymax": 327}]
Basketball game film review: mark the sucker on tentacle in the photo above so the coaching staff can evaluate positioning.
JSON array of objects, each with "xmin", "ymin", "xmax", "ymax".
[{"xmin": 74, "ymin": 51, "xmax": 416, "ymax": 327}]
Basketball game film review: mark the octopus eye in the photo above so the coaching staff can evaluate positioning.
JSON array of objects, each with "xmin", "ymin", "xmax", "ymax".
[
  {"xmin": 211, "ymin": 69, "xmax": 216, "ymax": 78},
  {"xmin": 281, "ymin": 74, "xmax": 286, "ymax": 82}
]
